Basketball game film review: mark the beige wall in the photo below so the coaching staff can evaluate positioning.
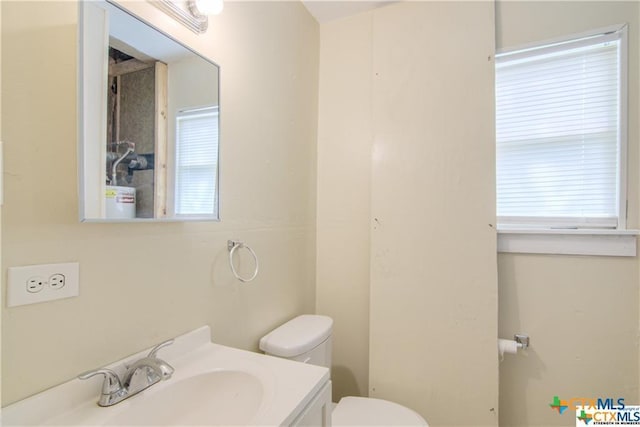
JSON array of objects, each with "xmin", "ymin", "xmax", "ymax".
[
  {"xmin": 496, "ymin": 2, "xmax": 640, "ymax": 426},
  {"xmin": 317, "ymin": 2, "xmax": 498, "ymax": 424},
  {"xmin": 318, "ymin": 1, "xmax": 640, "ymax": 426},
  {"xmin": 368, "ymin": 3, "xmax": 497, "ymax": 425},
  {"xmin": 316, "ymin": 11, "xmax": 373, "ymax": 401},
  {"xmin": 0, "ymin": 0, "xmax": 3, "ymax": 407},
  {"xmin": 1, "ymin": 0, "xmax": 319, "ymax": 405}
]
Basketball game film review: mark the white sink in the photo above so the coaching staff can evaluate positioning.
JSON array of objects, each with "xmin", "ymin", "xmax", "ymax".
[
  {"xmin": 105, "ymin": 371, "xmax": 264, "ymax": 426},
  {"xmin": 1, "ymin": 326, "xmax": 330, "ymax": 426}
]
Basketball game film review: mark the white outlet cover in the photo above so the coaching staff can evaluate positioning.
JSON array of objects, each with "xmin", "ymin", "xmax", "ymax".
[{"xmin": 7, "ymin": 263, "xmax": 79, "ymax": 307}]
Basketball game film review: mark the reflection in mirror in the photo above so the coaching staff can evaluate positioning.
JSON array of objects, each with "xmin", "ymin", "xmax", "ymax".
[{"xmin": 79, "ymin": 0, "xmax": 220, "ymax": 221}]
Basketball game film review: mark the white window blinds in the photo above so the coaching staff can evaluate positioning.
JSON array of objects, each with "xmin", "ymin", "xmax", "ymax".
[
  {"xmin": 175, "ymin": 106, "xmax": 219, "ymax": 216},
  {"xmin": 496, "ymin": 27, "xmax": 626, "ymax": 229}
]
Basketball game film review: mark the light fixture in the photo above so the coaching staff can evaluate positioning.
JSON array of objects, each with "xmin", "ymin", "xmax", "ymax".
[
  {"xmin": 190, "ymin": 0, "xmax": 224, "ymax": 16},
  {"xmin": 149, "ymin": 0, "xmax": 224, "ymax": 34}
]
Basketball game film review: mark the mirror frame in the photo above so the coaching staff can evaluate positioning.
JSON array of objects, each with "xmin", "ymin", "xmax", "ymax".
[{"xmin": 78, "ymin": 0, "xmax": 221, "ymax": 222}]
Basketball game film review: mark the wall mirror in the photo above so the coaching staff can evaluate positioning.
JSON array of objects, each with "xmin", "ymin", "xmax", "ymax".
[{"xmin": 79, "ymin": 0, "xmax": 220, "ymax": 222}]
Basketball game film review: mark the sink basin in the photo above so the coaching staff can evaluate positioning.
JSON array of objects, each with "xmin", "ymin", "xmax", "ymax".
[{"xmin": 105, "ymin": 371, "xmax": 264, "ymax": 426}]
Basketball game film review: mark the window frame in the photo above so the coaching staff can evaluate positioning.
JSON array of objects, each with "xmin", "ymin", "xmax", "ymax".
[{"xmin": 495, "ymin": 24, "xmax": 637, "ymax": 256}]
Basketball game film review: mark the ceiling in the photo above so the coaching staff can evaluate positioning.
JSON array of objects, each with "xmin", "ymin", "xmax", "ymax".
[{"xmin": 301, "ymin": 0, "xmax": 396, "ymax": 23}]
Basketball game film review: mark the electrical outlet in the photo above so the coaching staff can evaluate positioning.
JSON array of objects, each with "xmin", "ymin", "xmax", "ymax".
[
  {"xmin": 7, "ymin": 263, "xmax": 79, "ymax": 307},
  {"xmin": 49, "ymin": 274, "xmax": 65, "ymax": 290},
  {"xmin": 27, "ymin": 277, "xmax": 46, "ymax": 293}
]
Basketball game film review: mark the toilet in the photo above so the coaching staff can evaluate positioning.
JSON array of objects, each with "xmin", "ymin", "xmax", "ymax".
[{"xmin": 259, "ymin": 315, "xmax": 429, "ymax": 426}]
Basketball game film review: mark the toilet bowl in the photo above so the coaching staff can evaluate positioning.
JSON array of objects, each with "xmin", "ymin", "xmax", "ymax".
[{"xmin": 259, "ymin": 315, "xmax": 429, "ymax": 426}]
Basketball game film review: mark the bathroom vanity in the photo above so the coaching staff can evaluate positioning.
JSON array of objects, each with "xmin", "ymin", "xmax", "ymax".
[{"xmin": 1, "ymin": 326, "xmax": 332, "ymax": 426}]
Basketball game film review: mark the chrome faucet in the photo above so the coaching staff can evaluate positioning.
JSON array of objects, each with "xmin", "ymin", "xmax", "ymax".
[{"xmin": 78, "ymin": 339, "xmax": 175, "ymax": 407}]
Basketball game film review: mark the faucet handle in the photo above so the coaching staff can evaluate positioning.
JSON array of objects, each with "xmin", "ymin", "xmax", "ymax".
[
  {"xmin": 78, "ymin": 368, "xmax": 123, "ymax": 395},
  {"xmin": 147, "ymin": 338, "xmax": 174, "ymax": 358},
  {"xmin": 146, "ymin": 339, "xmax": 175, "ymax": 380}
]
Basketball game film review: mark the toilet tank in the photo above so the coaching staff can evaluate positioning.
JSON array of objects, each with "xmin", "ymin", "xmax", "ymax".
[{"xmin": 259, "ymin": 315, "xmax": 333, "ymax": 369}]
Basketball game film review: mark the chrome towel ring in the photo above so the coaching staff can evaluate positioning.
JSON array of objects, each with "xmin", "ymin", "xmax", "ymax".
[{"xmin": 227, "ymin": 240, "xmax": 259, "ymax": 282}]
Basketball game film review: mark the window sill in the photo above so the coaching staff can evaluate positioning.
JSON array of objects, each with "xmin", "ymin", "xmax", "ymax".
[{"xmin": 497, "ymin": 228, "xmax": 639, "ymax": 257}]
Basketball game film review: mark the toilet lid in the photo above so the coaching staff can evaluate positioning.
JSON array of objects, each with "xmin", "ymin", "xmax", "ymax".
[{"xmin": 332, "ymin": 397, "xmax": 429, "ymax": 426}]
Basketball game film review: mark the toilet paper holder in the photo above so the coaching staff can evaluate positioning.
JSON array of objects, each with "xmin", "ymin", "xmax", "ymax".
[{"xmin": 514, "ymin": 334, "xmax": 530, "ymax": 350}]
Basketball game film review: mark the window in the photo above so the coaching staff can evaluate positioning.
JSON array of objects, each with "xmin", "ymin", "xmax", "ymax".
[
  {"xmin": 496, "ymin": 25, "xmax": 627, "ymax": 230},
  {"xmin": 174, "ymin": 106, "xmax": 219, "ymax": 217}
]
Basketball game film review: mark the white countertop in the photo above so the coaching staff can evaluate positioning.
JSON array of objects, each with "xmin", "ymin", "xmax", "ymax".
[{"xmin": 1, "ymin": 326, "xmax": 330, "ymax": 426}]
